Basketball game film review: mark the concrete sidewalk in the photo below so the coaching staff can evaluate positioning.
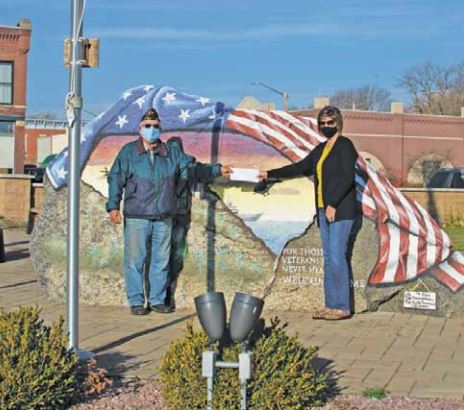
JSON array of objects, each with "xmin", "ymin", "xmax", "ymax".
[{"xmin": 1, "ymin": 228, "xmax": 463, "ymax": 399}]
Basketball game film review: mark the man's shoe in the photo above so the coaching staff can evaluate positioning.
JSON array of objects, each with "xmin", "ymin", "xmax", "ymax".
[
  {"xmin": 130, "ymin": 305, "xmax": 149, "ymax": 315},
  {"xmin": 150, "ymin": 303, "xmax": 173, "ymax": 314}
]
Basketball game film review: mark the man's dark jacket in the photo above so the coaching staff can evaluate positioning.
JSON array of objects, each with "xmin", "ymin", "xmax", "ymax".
[{"xmin": 106, "ymin": 138, "xmax": 191, "ymax": 219}]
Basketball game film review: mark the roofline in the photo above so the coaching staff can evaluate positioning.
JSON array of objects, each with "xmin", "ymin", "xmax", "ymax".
[
  {"xmin": 0, "ymin": 25, "xmax": 26, "ymax": 30},
  {"xmin": 291, "ymin": 107, "xmax": 464, "ymax": 120}
]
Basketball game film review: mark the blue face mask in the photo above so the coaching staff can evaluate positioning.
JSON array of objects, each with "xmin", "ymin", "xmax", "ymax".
[{"xmin": 141, "ymin": 126, "xmax": 161, "ymax": 142}]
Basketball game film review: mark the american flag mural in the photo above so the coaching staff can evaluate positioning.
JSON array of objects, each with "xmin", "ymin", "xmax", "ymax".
[{"xmin": 47, "ymin": 85, "xmax": 464, "ymax": 293}]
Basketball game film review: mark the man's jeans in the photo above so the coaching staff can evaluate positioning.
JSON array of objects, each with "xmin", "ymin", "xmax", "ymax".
[
  {"xmin": 318, "ymin": 209, "xmax": 355, "ymax": 312},
  {"xmin": 124, "ymin": 217, "xmax": 173, "ymax": 307}
]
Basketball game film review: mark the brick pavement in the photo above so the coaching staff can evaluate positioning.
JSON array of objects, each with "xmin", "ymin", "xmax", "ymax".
[{"xmin": 1, "ymin": 228, "xmax": 463, "ymax": 399}]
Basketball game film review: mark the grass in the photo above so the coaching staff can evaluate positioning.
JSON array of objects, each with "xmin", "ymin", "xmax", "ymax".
[
  {"xmin": 0, "ymin": 216, "xmax": 27, "ymax": 229},
  {"xmin": 444, "ymin": 226, "xmax": 464, "ymax": 251},
  {"xmin": 362, "ymin": 387, "xmax": 389, "ymax": 400}
]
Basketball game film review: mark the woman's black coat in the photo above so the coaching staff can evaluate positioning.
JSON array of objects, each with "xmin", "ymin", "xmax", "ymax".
[{"xmin": 268, "ymin": 136, "xmax": 360, "ymax": 222}]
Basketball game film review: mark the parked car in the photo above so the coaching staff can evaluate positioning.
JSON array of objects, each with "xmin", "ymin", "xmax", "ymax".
[
  {"xmin": 426, "ymin": 168, "xmax": 464, "ymax": 189},
  {"xmin": 24, "ymin": 165, "xmax": 46, "ymax": 183}
]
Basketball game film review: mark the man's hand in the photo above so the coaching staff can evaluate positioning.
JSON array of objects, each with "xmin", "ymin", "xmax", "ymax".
[
  {"xmin": 258, "ymin": 170, "xmax": 268, "ymax": 181},
  {"xmin": 325, "ymin": 205, "xmax": 336, "ymax": 223},
  {"xmin": 109, "ymin": 210, "xmax": 122, "ymax": 224},
  {"xmin": 221, "ymin": 164, "xmax": 233, "ymax": 178}
]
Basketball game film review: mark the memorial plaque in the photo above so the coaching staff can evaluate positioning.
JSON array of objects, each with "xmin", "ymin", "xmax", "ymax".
[{"xmin": 403, "ymin": 291, "xmax": 437, "ymax": 310}]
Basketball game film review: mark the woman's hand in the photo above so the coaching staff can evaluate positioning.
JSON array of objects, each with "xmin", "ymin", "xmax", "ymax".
[{"xmin": 325, "ymin": 206, "xmax": 336, "ymax": 223}]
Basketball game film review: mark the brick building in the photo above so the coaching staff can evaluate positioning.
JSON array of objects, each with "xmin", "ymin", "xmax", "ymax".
[
  {"xmin": 25, "ymin": 119, "xmax": 67, "ymax": 165},
  {"xmin": 294, "ymin": 100, "xmax": 464, "ymax": 186},
  {"xmin": 0, "ymin": 19, "xmax": 31, "ymax": 174}
]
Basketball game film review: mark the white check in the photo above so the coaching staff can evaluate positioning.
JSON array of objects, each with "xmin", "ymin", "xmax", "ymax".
[{"xmin": 230, "ymin": 168, "xmax": 260, "ymax": 183}]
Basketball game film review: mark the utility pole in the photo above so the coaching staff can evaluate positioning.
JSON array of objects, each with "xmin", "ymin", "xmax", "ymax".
[{"xmin": 251, "ymin": 82, "xmax": 289, "ymax": 111}]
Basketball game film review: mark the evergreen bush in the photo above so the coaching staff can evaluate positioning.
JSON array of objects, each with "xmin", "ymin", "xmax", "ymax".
[
  {"xmin": 160, "ymin": 317, "xmax": 329, "ymax": 409},
  {"xmin": 0, "ymin": 306, "xmax": 80, "ymax": 410}
]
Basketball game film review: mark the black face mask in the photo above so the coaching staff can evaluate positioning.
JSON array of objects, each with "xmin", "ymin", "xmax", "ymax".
[{"xmin": 320, "ymin": 126, "xmax": 338, "ymax": 139}]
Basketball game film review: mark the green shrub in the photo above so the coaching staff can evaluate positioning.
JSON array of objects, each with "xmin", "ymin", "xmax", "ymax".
[
  {"xmin": 0, "ymin": 306, "xmax": 80, "ymax": 410},
  {"xmin": 160, "ymin": 317, "xmax": 329, "ymax": 409},
  {"xmin": 362, "ymin": 386, "xmax": 389, "ymax": 400}
]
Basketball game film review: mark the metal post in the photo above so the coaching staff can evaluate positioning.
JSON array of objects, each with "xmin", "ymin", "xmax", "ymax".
[
  {"xmin": 251, "ymin": 82, "xmax": 289, "ymax": 112},
  {"xmin": 0, "ymin": 228, "xmax": 5, "ymax": 263},
  {"xmin": 66, "ymin": 0, "xmax": 92, "ymax": 360},
  {"xmin": 283, "ymin": 91, "xmax": 289, "ymax": 112},
  {"xmin": 202, "ymin": 350, "xmax": 217, "ymax": 410},
  {"xmin": 207, "ymin": 376, "xmax": 213, "ymax": 410},
  {"xmin": 240, "ymin": 380, "xmax": 247, "ymax": 410}
]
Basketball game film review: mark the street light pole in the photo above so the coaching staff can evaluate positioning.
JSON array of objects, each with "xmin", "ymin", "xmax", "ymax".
[
  {"xmin": 66, "ymin": 0, "xmax": 92, "ymax": 360},
  {"xmin": 251, "ymin": 82, "xmax": 289, "ymax": 111}
]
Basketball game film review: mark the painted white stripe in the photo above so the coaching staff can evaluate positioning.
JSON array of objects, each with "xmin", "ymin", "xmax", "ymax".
[
  {"xmin": 357, "ymin": 190, "xmax": 376, "ymax": 212},
  {"xmin": 451, "ymin": 251, "xmax": 464, "ymax": 265},
  {"xmin": 366, "ymin": 165, "xmax": 400, "ymax": 226},
  {"xmin": 441, "ymin": 230, "xmax": 451, "ymax": 259},
  {"xmin": 383, "ymin": 222, "xmax": 402, "ymax": 282},
  {"xmin": 274, "ymin": 111, "xmax": 325, "ymax": 143},
  {"xmin": 306, "ymin": 117, "xmax": 318, "ymax": 126},
  {"xmin": 414, "ymin": 201, "xmax": 451, "ymax": 264},
  {"xmin": 415, "ymin": 204, "xmax": 438, "ymax": 267},
  {"xmin": 439, "ymin": 261, "xmax": 464, "ymax": 285},
  {"xmin": 394, "ymin": 190, "xmax": 420, "ymax": 279},
  {"xmin": 246, "ymin": 110, "xmax": 316, "ymax": 150},
  {"xmin": 363, "ymin": 166, "xmax": 401, "ymax": 282},
  {"xmin": 46, "ymin": 168, "xmax": 58, "ymax": 189},
  {"xmin": 228, "ymin": 115, "xmax": 308, "ymax": 159}
]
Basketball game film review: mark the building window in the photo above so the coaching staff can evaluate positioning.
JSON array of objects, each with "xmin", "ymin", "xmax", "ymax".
[
  {"xmin": 0, "ymin": 62, "xmax": 14, "ymax": 105},
  {"xmin": 0, "ymin": 121, "xmax": 14, "ymax": 136}
]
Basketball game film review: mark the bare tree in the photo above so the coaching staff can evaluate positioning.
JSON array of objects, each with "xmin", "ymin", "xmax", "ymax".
[
  {"xmin": 330, "ymin": 85, "xmax": 392, "ymax": 111},
  {"xmin": 398, "ymin": 61, "xmax": 464, "ymax": 116}
]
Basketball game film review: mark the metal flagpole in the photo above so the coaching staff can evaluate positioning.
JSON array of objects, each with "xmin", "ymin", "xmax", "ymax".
[{"xmin": 66, "ymin": 0, "xmax": 92, "ymax": 359}]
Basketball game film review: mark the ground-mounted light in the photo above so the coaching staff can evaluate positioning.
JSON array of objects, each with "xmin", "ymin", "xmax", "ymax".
[
  {"xmin": 195, "ymin": 291, "xmax": 264, "ymax": 410},
  {"xmin": 230, "ymin": 292, "xmax": 264, "ymax": 343},
  {"xmin": 194, "ymin": 291, "xmax": 227, "ymax": 343}
]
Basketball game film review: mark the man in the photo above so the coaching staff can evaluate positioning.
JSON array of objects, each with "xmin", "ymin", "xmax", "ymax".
[
  {"xmin": 164, "ymin": 137, "xmax": 230, "ymax": 310},
  {"xmin": 106, "ymin": 108, "xmax": 227, "ymax": 315}
]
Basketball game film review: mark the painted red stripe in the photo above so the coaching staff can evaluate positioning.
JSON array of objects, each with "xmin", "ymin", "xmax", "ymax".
[
  {"xmin": 403, "ymin": 196, "xmax": 431, "ymax": 275},
  {"xmin": 269, "ymin": 111, "xmax": 323, "ymax": 148},
  {"xmin": 226, "ymin": 118, "xmax": 301, "ymax": 162},
  {"xmin": 432, "ymin": 266, "xmax": 462, "ymax": 292},
  {"xmin": 232, "ymin": 110, "xmax": 313, "ymax": 153},
  {"xmin": 369, "ymin": 215, "xmax": 391, "ymax": 284}
]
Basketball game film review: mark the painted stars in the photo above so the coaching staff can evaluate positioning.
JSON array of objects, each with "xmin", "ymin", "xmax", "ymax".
[
  {"xmin": 196, "ymin": 96, "xmax": 210, "ymax": 106},
  {"xmin": 56, "ymin": 166, "xmax": 68, "ymax": 180},
  {"xmin": 122, "ymin": 90, "xmax": 133, "ymax": 101},
  {"xmin": 115, "ymin": 115, "xmax": 129, "ymax": 129},
  {"xmin": 162, "ymin": 92, "xmax": 176, "ymax": 105},
  {"xmin": 178, "ymin": 109, "xmax": 191, "ymax": 123},
  {"xmin": 133, "ymin": 95, "xmax": 146, "ymax": 109}
]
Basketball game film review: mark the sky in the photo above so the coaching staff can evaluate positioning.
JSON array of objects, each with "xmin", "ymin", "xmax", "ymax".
[{"xmin": 3, "ymin": 0, "xmax": 463, "ymax": 119}]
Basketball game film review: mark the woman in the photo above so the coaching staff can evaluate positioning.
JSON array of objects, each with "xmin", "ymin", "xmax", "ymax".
[{"xmin": 260, "ymin": 105, "xmax": 360, "ymax": 320}]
